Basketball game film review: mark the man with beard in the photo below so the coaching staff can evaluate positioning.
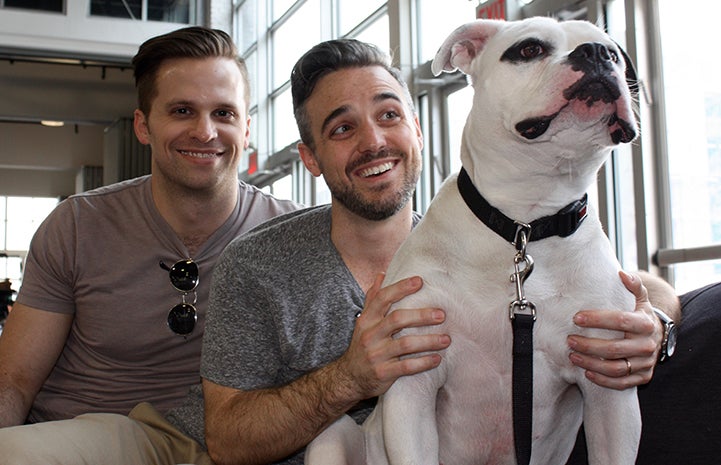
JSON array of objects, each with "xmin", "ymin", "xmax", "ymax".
[{"xmin": 198, "ymin": 39, "xmax": 678, "ymax": 465}]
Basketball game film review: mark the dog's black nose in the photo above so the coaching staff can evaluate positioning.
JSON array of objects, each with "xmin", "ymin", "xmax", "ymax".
[{"xmin": 568, "ymin": 42, "xmax": 615, "ymax": 74}]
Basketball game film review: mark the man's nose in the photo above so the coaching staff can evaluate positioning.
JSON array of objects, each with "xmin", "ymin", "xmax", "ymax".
[
  {"xmin": 189, "ymin": 115, "xmax": 218, "ymax": 142},
  {"xmin": 357, "ymin": 122, "xmax": 385, "ymax": 153}
]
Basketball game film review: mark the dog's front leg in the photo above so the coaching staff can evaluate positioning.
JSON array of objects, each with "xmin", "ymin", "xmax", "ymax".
[
  {"xmin": 381, "ymin": 367, "xmax": 445, "ymax": 465},
  {"xmin": 581, "ymin": 382, "xmax": 641, "ymax": 465}
]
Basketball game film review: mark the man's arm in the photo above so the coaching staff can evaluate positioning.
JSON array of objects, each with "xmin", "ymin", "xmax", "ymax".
[
  {"xmin": 0, "ymin": 303, "xmax": 73, "ymax": 426},
  {"xmin": 568, "ymin": 270, "xmax": 680, "ymax": 390},
  {"xmin": 637, "ymin": 270, "xmax": 681, "ymax": 322},
  {"xmin": 203, "ymin": 274, "xmax": 450, "ymax": 465}
]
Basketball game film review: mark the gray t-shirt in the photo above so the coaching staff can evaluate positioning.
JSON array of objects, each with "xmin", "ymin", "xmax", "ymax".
[
  {"xmin": 17, "ymin": 175, "xmax": 299, "ymax": 422},
  {"xmin": 194, "ymin": 205, "xmax": 419, "ymax": 463},
  {"xmin": 199, "ymin": 206, "xmax": 367, "ymax": 463}
]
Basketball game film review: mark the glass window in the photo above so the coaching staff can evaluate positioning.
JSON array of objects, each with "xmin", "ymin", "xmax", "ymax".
[
  {"xmin": 271, "ymin": 0, "xmax": 321, "ymax": 89},
  {"xmin": 447, "ymin": 85, "xmax": 473, "ymax": 176},
  {"xmin": 4, "ymin": 0, "xmax": 63, "ymax": 12},
  {"xmin": 272, "ymin": 0, "xmax": 296, "ymax": 21},
  {"xmin": 245, "ymin": 51, "xmax": 259, "ymax": 110},
  {"xmin": 90, "ymin": 0, "xmax": 191, "ymax": 22},
  {"xmin": 417, "ymin": 0, "xmax": 477, "ymax": 64},
  {"xmin": 0, "ymin": 196, "xmax": 58, "ymax": 290},
  {"xmin": 0, "ymin": 200, "xmax": 5, "ymax": 248},
  {"xmin": 315, "ymin": 176, "xmax": 332, "ymax": 205},
  {"xmin": 148, "ymin": 0, "xmax": 190, "ymax": 23},
  {"xmin": 5, "ymin": 197, "xmax": 58, "ymax": 251},
  {"xmin": 659, "ymin": 0, "xmax": 721, "ymax": 291},
  {"xmin": 272, "ymin": 87, "xmax": 299, "ymax": 152},
  {"xmin": 352, "ymin": 13, "xmax": 389, "ymax": 53},
  {"xmin": 270, "ymin": 174, "xmax": 293, "ymax": 200},
  {"xmin": 90, "ymin": 0, "xmax": 141, "ymax": 19},
  {"xmin": 237, "ymin": 0, "xmax": 258, "ymax": 52},
  {"xmin": 338, "ymin": 0, "xmax": 385, "ymax": 36}
]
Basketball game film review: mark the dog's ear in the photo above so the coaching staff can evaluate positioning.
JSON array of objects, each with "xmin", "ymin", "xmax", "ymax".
[
  {"xmin": 614, "ymin": 41, "xmax": 639, "ymax": 98},
  {"xmin": 431, "ymin": 19, "xmax": 504, "ymax": 76}
]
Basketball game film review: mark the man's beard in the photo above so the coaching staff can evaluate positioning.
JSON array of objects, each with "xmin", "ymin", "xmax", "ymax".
[{"xmin": 327, "ymin": 151, "xmax": 420, "ymax": 221}]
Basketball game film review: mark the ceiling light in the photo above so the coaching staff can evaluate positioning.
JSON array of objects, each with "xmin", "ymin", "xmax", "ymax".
[{"xmin": 41, "ymin": 120, "xmax": 64, "ymax": 127}]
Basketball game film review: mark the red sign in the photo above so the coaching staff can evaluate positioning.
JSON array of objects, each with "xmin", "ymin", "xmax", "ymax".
[
  {"xmin": 476, "ymin": 0, "xmax": 506, "ymax": 20},
  {"xmin": 247, "ymin": 151, "xmax": 258, "ymax": 175}
]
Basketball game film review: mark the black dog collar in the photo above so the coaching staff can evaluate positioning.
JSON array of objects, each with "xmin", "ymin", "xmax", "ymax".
[{"xmin": 456, "ymin": 167, "xmax": 588, "ymax": 249}]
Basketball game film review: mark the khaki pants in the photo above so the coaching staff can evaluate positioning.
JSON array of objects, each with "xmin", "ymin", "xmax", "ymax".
[{"xmin": 0, "ymin": 402, "xmax": 212, "ymax": 465}]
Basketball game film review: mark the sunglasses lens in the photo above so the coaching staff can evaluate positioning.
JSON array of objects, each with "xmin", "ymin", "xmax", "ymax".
[
  {"xmin": 169, "ymin": 260, "xmax": 199, "ymax": 292},
  {"xmin": 167, "ymin": 303, "xmax": 197, "ymax": 335}
]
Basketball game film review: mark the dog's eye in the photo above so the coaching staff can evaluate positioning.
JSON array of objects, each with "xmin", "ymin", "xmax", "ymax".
[
  {"xmin": 501, "ymin": 39, "xmax": 552, "ymax": 63},
  {"xmin": 520, "ymin": 43, "xmax": 544, "ymax": 59},
  {"xmin": 609, "ymin": 50, "xmax": 620, "ymax": 63}
]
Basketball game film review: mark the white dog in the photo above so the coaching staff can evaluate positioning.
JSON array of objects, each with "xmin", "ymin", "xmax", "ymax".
[{"xmin": 306, "ymin": 17, "xmax": 640, "ymax": 465}]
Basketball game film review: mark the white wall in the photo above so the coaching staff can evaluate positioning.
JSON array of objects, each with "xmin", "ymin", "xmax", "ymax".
[{"xmin": 0, "ymin": 3, "xmax": 181, "ymax": 60}]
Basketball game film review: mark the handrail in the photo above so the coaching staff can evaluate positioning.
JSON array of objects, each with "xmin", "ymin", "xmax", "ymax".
[{"xmin": 654, "ymin": 245, "xmax": 721, "ymax": 266}]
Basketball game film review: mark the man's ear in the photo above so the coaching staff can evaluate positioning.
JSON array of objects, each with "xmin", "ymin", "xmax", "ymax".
[
  {"xmin": 297, "ymin": 142, "xmax": 322, "ymax": 177},
  {"xmin": 243, "ymin": 115, "xmax": 252, "ymax": 150},
  {"xmin": 133, "ymin": 109, "xmax": 151, "ymax": 145},
  {"xmin": 413, "ymin": 115, "xmax": 424, "ymax": 152}
]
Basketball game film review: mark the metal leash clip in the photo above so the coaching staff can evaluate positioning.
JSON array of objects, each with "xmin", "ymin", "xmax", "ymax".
[{"xmin": 509, "ymin": 228, "xmax": 536, "ymax": 320}]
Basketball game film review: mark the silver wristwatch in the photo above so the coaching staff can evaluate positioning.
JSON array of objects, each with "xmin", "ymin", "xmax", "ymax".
[{"xmin": 652, "ymin": 307, "xmax": 677, "ymax": 363}]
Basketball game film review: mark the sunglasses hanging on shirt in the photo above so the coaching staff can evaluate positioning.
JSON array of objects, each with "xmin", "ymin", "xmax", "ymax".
[{"xmin": 159, "ymin": 258, "xmax": 199, "ymax": 336}]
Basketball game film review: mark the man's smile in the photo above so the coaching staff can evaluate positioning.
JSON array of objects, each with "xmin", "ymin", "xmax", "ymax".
[
  {"xmin": 358, "ymin": 161, "xmax": 394, "ymax": 178},
  {"xmin": 178, "ymin": 149, "xmax": 224, "ymax": 159}
]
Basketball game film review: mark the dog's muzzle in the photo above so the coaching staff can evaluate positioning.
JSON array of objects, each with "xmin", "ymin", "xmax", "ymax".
[
  {"xmin": 564, "ymin": 42, "xmax": 621, "ymax": 105},
  {"xmin": 516, "ymin": 42, "xmax": 637, "ymax": 143}
]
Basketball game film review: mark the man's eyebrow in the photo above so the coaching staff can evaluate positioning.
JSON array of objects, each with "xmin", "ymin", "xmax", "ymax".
[
  {"xmin": 319, "ymin": 91, "xmax": 404, "ymax": 134},
  {"xmin": 164, "ymin": 99, "xmax": 192, "ymax": 109},
  {"xmin": 164, "ymin": 99, "xmax": 239, "ymax": 112},
  {"xmin": 321, "ymin": 105, "xmax": 350, "ymax": 135},
  {"xmin": 374, "ymin": 91, "xmax": 402, "ymax": 105}
]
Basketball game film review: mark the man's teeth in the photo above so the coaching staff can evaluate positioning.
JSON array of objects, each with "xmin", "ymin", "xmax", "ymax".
[
  {"xmin": 180, "ymin": 150, "xmax": 217, "ymax": 159},
  {"xmin": 360, "ymin": 162, "xmax": 393, "ymax": 178}
]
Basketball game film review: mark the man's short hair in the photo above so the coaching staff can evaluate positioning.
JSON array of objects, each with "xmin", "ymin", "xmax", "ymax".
[
  {"xmin": 132, "ymin": 26, "xmax": 250, "ymax": 116},
  {"xmin": 290, "ymin": 39, "xmax": 414, "ymax": 149}
]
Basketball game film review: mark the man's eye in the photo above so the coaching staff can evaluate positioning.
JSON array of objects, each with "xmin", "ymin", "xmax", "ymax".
[
  {"xmin": 381, "ymin": 111, "xmax": 400, "ymax": 120},
  {"xmin": 331, "ymin": 125, "xmax": 351, "ymax": 136},
  {"xmin": 215, "ymin": 110, "xmax": 234, "ymax": 118}
]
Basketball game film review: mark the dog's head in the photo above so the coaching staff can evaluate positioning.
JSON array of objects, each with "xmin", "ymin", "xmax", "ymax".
[{"xmin": 433, "ymin": 17, "xmax": 637, "ymax": 188}]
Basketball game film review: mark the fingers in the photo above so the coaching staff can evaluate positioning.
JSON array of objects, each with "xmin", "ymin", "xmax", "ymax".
[
  {"xmin": 619, "ymin": 270, "xmax": 649, "ymax": 305},
  {"xmin": 568, "ymin": 347, "xmax": 655, "ymax": 390},
  {"xmin": 569, "ymin": 306, "xmax": 658, "ymax": 390},
  {"xmin": 374, "ymin": 334, "xmax": 451, "ymax": 380},
  {"xmin": 568, "ymin": 329, "xmax": 656, "ymax": 362},
  {"xmin": 344, "ymin": 275, "xmax": 450, "ymax": 398},
  {"xmin": 358, "ymin": 274, "xmax": 424, "ymax": 322}
]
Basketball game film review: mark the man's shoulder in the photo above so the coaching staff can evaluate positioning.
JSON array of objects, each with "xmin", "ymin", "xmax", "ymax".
[
  {"xmin": 237, "ymin": 180, "xmax": 301, "ymax": 212},
  {"xmin": 72, "ymin": 175, "xmax": 150, "ymax": 199},
  {"xmin": 64, "ymin": 176, "xmax": 151, "ymax": 211},
  {"xmin": 48, "ymin": 176, "xmax": 150, "ymax": 221},
  {"xmin": 247, "ymin": 204, "xmax": 328, "ymax": 237},
  {"xmin": 228, "ymin": 205, "xmax": 329, "ymax": 249}
]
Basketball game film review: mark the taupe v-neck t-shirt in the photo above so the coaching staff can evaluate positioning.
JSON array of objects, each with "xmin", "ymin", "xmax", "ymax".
[{"xmin": 17, "ymin": 175, "xmax": 299, "ymax": 423}]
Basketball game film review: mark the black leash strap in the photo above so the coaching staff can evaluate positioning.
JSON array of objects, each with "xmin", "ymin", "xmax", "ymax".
[
  {"xmin": 456, "ymin": 168, "xmax": 589, "ymax": 465},
  {"xmin": 512, "ymin": 313, "xmax": 535, "ymax": 465}
]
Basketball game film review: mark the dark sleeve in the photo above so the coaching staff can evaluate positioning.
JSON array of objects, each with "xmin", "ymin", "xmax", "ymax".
[{"xmin": 567, "ymin": 282, "xmax": 721, "ymax": 465}]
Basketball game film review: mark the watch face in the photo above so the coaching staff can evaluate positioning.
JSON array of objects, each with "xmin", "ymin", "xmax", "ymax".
[{"xmin": 666, "ymin": 325, "xmax": 678, "ymax": 358}]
